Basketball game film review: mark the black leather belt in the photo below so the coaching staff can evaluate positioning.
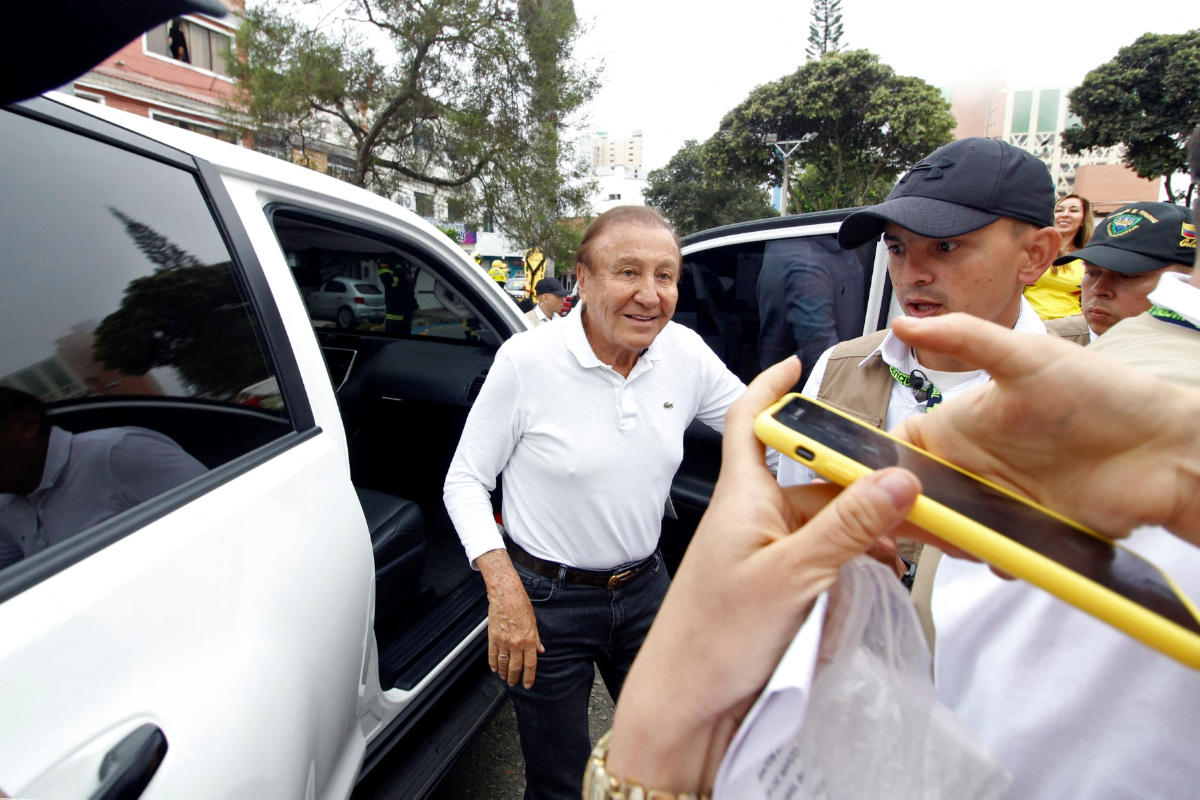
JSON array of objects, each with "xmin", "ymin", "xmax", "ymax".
[{"xmin": 505, "ymin": 538, "xmax": 659, "ymax": 591}]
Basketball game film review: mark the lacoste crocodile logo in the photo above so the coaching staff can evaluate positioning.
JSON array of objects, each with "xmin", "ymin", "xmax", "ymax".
[{"xmin": 663, "ymin": 402, "xmax": 674, "ymax": 409}]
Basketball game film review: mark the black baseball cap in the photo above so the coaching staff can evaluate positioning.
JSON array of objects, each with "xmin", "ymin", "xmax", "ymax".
[
  {"xmin": 535, "ymin": 277, "xmax": 568, "ymax": 296},
  {"xmin": 838, "ymin": 138, "xmax": 1056, "ymax": 249},
  {"xmin": 1054, "ymin": 202, "xmax": 1195, "ymax": 274}
]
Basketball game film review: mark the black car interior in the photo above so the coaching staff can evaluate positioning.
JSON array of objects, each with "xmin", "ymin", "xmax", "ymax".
[{"xmin": 271, "ymin": 209, "xmax": 503, "ymax": 690}]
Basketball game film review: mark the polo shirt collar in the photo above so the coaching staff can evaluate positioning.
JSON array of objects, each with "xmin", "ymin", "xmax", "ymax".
[
  {"xmin": 35, "ymin": 426, "xmax": 72, "ymax": 494},
  {"xmin": 562, "ymin": 304, "xmax": 667, "ymax": 372},
  {"xmin": 862, "ymin": 297, "xmax": 1046, "ymax": 370}
]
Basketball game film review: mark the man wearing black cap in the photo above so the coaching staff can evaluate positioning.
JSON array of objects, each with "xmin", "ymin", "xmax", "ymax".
[
  {"xmin": 778, "ymin": 137, "xmax": 1059, "ymax": 523},
  {"xmin": 1046, "ymin": 202, "xmax": 1194, "ymax": 343},
  {"xmin": 525, "ymin": 277, "xmax": 569, "ymax": 326}
]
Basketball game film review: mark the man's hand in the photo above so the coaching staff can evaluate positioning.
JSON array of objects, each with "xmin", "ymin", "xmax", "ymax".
[
  {"xmin": 605, "ymin": 357, "xmax": 922, "ymax": 796},
  {"xmin": 891, "ymin": 313, "xmax": 1200, "ymax": 544},
  {"xmin": 475, "ymin": 550, "xmax": 544, "ymax": 689}
]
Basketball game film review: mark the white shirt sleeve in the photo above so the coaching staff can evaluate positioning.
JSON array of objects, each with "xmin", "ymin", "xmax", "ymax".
[
  {"xmin": 108, "ymin": 429, "xmax": 208, "ymax": 503},
  {"xmin": 443, "ymin": 348, "xmax": 527, "ymax": 567},
  {"xmin": 776, "ymin": 346, "xmax": 834, "ymax": 487}
]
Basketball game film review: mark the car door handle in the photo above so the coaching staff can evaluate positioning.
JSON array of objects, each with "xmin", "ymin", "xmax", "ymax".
[{"xmin": 88, "ymin": 723, "xmax": 168, "ymax": 800}]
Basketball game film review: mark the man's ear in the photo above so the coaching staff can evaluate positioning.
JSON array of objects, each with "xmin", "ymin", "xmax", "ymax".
[{"xmin": 1019, "ymin": 226, "xmax": 1062, "ymax": 285}]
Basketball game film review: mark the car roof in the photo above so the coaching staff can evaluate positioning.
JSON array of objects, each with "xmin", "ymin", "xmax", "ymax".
[{"xmin": 681, "ymin": 207, "xmax": 864, "ymax": 247}]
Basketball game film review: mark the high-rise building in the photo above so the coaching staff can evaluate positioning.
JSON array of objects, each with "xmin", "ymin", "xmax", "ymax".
[
  {"xmin": 592, "ymin": 130, "xmax": 643, "ymax": 170},
  {"xmin": 945, "ymin": 77, "xmax": 1160, "ymax": 215}
]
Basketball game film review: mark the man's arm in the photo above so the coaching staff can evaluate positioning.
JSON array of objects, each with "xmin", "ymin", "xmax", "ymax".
[
  {"xmin": 442, "ymin": 349, "xmax": 543, "ymax": 687},
  {"xmin": 891, "ymin": 313, "xmax": 1200, "ymax": 544}
]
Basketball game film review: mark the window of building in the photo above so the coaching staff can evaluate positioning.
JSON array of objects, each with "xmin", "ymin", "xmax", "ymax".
[
  {"xmin": 607, "ymin": 193, "xmax": 621, "ymax": 201},
  {"xmin": 1011, "ymin": 89, "xmax": 1034, "ymax": 135},
  {"xmin": 446, "ymin": 198, "xmax": 465, "ymax": 223},
  {"xmin": 415, "ymin": 192, "xmax": 435, "ymax": 219},
  {"xmin": 1037, "ymin": 88, "xmax": 1061, "ymax": 134},
  {"xmin": 146, "ymin": 18, "xmax": 233, "ymax": 77},
  {"xmin": 0, "ymin": 107, "xmax": 294, "ymax": 577}
]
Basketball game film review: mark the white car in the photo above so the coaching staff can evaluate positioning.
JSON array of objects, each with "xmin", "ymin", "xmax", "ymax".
[{"xmin": 0, "ymin": 88, "xmax": 526, "ymax": 799}]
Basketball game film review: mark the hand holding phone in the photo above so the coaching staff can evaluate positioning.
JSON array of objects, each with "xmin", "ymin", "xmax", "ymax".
[{"xmin": 756, "ymin": 393, "xmax": 1200, "ymax": 669}]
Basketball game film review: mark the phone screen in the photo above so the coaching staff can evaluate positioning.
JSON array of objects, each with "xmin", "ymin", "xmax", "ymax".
[{"xmin": 775, "ymin": 396, "xmax": 1200, "ymax": 634}]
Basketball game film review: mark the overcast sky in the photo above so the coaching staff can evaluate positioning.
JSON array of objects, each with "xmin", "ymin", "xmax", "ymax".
[{"xmin": 572, "ymin": 0, "xmax": 1195, "ymax": 172}]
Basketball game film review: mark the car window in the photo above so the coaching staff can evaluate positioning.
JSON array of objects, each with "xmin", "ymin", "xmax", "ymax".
[
  {"xmin": 274, "ymin": 210, "xmax": 497, "ymax": 343},
  {"xmin": 0, "ymin": 107, "xmax": 294, "ymax": 578},
  {"xmin": 679, "ymin": 233, "xmax": 875, "ymax": 387}
]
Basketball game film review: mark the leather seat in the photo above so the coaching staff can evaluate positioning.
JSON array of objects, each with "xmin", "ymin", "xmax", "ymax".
[{"xmin": 355, "ymin": 487, "xmax": 427, "ymax": 626}]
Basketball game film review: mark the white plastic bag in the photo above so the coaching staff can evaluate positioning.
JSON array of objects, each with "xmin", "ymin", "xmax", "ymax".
[{"xmin": 715, "ymin": 555, "xmax": 1009, "ymax": 800}]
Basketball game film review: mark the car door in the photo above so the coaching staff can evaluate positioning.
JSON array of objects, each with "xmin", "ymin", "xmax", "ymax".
[
  {"xmin": 660, "ymin": 212, "xmax": 892, "ymax": 570},
  {"xmin": 0, "ymin": 98, "xmax": 373, "ymax": 799}
]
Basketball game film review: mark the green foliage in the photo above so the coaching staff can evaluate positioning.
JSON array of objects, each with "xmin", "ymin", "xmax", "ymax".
[
  {"xmin": 1062, "ymin": 30, "xmax": 1200, "ymax": 203},
  {"xmin": 437, "ymin": 225, "xmax": 461, "ymax": 242},
  {"xmin": 644, "ymin": 140, "xmax": 775, "ymax": 236},
  {"xmin": 709, "ymin": 50, "xmax": 955, "ymax": 213},
  {"xmin": 806, "ymin": 0, "xmax": 844, "ymax": 60},
  {"xmin": 94, "ymin": 210, "xmax": 270, "ymax": 398},
  {"xmin": 228, "ymin": 0, "xmax": 598, "ymax": 251}
]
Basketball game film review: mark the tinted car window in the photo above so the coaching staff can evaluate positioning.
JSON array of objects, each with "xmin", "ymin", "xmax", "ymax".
[
  {"xmin": 679, "ymin": 234, "xmax": 874, "ymax": 387},
  {"xmin": 0, "ymin": 108, "xmax": 292, "ymax": 575}
]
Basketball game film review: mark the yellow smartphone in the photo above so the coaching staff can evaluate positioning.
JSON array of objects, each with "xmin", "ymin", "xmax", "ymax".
[{"xmin": 756, "ymin": 393, "xmax": 1200, "ymax": 670}]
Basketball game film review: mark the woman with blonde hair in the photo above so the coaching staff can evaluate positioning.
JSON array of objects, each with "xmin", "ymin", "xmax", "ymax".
[{"xmin": 1025, "ymin": 193, "xmax": 1094, "ymax": 319}]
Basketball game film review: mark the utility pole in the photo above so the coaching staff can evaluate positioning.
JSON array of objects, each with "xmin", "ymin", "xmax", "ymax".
[{"xmin": 765, "ymin": 134, "xmax": 810, "ymax": 216}]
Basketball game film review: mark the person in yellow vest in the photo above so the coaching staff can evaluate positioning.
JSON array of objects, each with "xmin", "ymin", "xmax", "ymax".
[
  {"xmin": 489, "ymin": 259, "xmax": 508, "ymax": 285},
  {"xmin": 378, "ymin": 259, "xmax": 418, "ymax": 335},
  {"xmin": 1025, "ymin": 193, "xmax": 1093, "ymax": 319}
]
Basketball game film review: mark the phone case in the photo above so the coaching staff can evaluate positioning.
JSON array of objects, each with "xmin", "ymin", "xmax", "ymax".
[{"xmin": 755, "ymin": 393, "xmax": 1200, "ymax": 670}]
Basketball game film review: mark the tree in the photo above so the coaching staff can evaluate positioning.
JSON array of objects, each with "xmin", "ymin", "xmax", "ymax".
[
  {"xmin": 644, "ymin": 140, "xmax": 774, "ymax": 236},
  {"xmin": 806, "ymin": 0, "xmax": 844, "ymax": 60},
  {"xmin": 709, "ymin": 50, "xmax": 954, "ymax": 213},
  {"xmin": 228, "ymin": 0, "xmax": 598, "ymax": 251},
  {"xmin": 94, "ymin": 210, "xmax": 271, "ymax": 398},
  {"xmin": 1062, "ymin": 30, "xmax": 1200, "ymax": 204}
]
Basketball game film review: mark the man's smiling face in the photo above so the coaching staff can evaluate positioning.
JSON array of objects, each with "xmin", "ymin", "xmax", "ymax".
[{"xmin": 577, "ymin": 223, "xmax": 680, "ymax": 372}]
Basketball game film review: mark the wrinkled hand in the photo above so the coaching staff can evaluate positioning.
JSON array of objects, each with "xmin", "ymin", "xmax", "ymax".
[
  {"xmin": 476, "ymin": 550, "xmax": 543, "ymax": 689},
  {"xmin": 605, "ymin": 357, "xmax": 922, "ymax": 795},
  {"xmin": 891, "ymin": 313, "xmax": 1200, "ymax": 544}
]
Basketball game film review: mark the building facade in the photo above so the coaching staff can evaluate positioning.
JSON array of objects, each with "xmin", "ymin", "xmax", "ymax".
[
  {"xmin": 71, "ymin": 1, "xmax": 244, "ymax": 144},
  {"xmin": 592, "ymin": 130, "xmax": 644, "ymax": 170},
  {"xmin": 945, "ymin": 76, "xmax": 1160, "ymax": 214}
]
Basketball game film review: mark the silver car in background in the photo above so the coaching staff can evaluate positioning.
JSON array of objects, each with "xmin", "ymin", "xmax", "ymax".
[{"xmin": 305, "ymin": 279, "xmax": 386, "ymax": 329}]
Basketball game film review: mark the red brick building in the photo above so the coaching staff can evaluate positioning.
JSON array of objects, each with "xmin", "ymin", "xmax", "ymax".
[{"xmin": 70, "ymin": 0, "xmax": 243, "ymax": 144}]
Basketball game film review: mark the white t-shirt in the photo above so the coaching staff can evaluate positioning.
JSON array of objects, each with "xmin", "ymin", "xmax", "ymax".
[
  {"xmin": 934, "ymin": 275, "xmax": 1200, "ymax": 797},
  {"xmin": 444, "ymin": 308, "xmax": 746, "ymax": 570}
]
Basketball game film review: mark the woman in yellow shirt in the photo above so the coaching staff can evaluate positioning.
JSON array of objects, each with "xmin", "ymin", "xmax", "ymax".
[{"xmin": 1026, "ymin": 193, "xmax": 1094, "ymax": 319}]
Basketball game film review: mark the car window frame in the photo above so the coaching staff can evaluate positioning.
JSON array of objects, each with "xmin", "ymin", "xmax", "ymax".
[
  {"xmin": 0, "ymin": 97, "xmax": 319, "ymax": 605},
  {"xmin": 264, "ymin": 203, "xmax": 519, "ymax": 346}
]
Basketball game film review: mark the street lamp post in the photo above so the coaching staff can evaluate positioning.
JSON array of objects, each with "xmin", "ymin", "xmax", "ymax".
[{"xmin": 766, "ymin": 133, "xmax": 803, "ymax": 216}]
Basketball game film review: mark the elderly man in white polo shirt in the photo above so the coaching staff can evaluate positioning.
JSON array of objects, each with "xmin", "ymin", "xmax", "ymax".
[{"xmin": 444, "ymin": 206, "xmax": 752, "ymax": 800}]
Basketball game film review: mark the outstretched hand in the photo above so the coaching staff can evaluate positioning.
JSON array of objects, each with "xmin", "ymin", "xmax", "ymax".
[
  {"xmin": 891, "ymin": 313, "xmax": 1200, "ymax": 543},
  {"xmin": 605, "ymin": 357, "xmax": 922, "ymax": 796}
]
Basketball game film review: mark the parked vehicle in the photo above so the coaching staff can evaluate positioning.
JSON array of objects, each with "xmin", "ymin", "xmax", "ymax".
[
  {"xmin": 1, "ymin": 38, "xmax": 898, "ymax": 800},
  {"xmin": 504, "ymin": 276, "xmax": 527, "ymax": 301},
  {"xmin": 0, "ymin": 90, "xmax": 526, "ymax": 800},
  {"xmin": 306, "ymin": 279, "xmax": 386, "ymax": 329}
]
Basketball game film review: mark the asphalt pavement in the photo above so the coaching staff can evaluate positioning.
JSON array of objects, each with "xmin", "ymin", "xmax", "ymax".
[{"xmin": 431, "ymin": 670, "xmax": 615, "ymax": 798}]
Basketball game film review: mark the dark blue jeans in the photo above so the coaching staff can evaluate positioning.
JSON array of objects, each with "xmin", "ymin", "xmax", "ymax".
[{"xmin": 508, "ymin": 554, "xmax": 670, "ymax": 800}]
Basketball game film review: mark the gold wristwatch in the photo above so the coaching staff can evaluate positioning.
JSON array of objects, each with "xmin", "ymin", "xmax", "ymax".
[{"xmin": 583, "ymin": 731, "xmax": 711, "ymax": 800}]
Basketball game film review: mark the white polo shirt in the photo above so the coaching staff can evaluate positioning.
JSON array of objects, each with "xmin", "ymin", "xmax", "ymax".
[{"xmin": 444, "ymin": 306, "xmax": 746, "ymax": 570}]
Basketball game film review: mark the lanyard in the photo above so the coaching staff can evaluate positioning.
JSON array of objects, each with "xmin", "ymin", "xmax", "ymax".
[
  {"xmin": 888, "ymin": 364, "xmax": 943, "ymax": 411},
  {"xmin": 1149, "ymin": 304, "xmax": 1200, "ymax": 333}
]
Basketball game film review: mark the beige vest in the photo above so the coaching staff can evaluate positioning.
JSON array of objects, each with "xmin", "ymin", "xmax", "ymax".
[
  {"xmin": 1090, "ymin": 312, "xmax": 1200, "ymax": 391},
  {"xmin": 1044, "ymin": 314, "xmax": 1091, "ymax": 346}
]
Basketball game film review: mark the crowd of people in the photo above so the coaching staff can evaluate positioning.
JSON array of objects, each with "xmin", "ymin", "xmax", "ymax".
[{"xmin": 440, "ymin": 129, "xmax": 1200, "ymax": 799}]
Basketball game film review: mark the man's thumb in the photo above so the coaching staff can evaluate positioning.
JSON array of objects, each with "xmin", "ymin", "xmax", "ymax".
[{"xmin": 792, "ymin": 468, "xmax": 920, "ymax": 569}]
